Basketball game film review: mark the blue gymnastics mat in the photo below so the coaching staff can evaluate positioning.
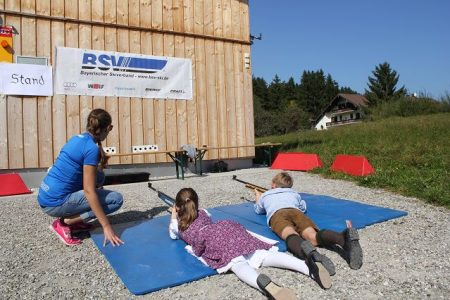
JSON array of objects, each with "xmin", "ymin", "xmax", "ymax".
[
  {"xmin": 91, "ymin": 194, "xmax": 407, "ymax": 295},
  {"xmin": 90, "ymin": 208, "xmax": 285, "ymax": 295}
]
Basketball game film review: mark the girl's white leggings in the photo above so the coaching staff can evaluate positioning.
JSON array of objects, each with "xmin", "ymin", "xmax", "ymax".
[{"xmin": 230, "ymin": 251, "xmax": 309, "ymax": 291}]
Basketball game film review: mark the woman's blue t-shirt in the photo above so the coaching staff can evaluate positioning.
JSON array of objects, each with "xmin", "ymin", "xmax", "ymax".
[{"xmin": 38, "ymin": 132, "xmax": 100, "ymax": 207}]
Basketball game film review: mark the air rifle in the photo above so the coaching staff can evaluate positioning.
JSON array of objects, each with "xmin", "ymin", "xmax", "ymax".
[
  {"xmin": 148, "ymin": 182, "xmax": 175, "ymax": 206},
  {"xmin": 232, "ymin": 175, "xmax": 268, "ymax": 193}
]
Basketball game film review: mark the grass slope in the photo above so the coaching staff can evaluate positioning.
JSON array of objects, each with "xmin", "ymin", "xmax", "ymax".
[{"xmin": 257, "ymin": 113, "xmax": 450, "ymax": 207}]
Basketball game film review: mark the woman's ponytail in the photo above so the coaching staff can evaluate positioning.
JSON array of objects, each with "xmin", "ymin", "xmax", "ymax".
[
  {"xmin": 98, "ymin": 141, "xmax": 109, "ymax": 169},
  {"xmin": 86, "ymin": 109, "xmax": 112, "ymax": 168}
]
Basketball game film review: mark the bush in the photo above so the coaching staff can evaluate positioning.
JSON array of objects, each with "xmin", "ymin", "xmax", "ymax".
[
  {"xmin": 254, "ymin": 109, "xmax": 280, "ymax": 137},
  {"xmin": 440, "ymin": 91, "xmax": 450, "ymax": 104},
  {"xmin": 254, "ymin": 104, "xmax": 311, "ymax": 137},
  {"xmin": 367, "ymin": 96, "xmax": 450, "ymax": 121}
]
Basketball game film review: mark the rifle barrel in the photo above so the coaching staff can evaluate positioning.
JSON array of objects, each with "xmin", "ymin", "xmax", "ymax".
[{"xmin": 148, "ymin": 182, "xmax": 175, "ymax": 206}]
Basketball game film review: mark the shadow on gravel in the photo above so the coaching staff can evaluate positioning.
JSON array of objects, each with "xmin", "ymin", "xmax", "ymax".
[
  {"xmin": 86, "ymin": 206, "xmax": 170, "ymax": 238},
  {"xmin": 108, "ymin": 206, "xmax": 169, "ymax": 224},
  {"xmin": 324, "ymin": 244, "xmax": 348, "ymax": 263},
  {"xmin": 149, "ymin": 173, "xmax": 208, "ymax": 183},
  {"xmin": 88, "ymin": 206, "xmax": 169, "ymax": 230}
]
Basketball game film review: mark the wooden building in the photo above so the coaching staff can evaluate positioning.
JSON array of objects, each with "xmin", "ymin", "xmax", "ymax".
[
  {"xmin": 314, "ymin": 93, "xmax": 368, "ymax": 130},
  {"xmin": 0, "ymin": 0, "xmax": 254, "ymax": 172}
]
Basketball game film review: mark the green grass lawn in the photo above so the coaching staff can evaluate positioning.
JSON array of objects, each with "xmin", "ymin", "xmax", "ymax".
[{"xmin": 256, "ymin": 113, "xmax": 450, "ymax": 208}]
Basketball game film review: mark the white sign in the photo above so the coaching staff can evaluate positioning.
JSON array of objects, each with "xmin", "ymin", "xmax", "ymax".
[
  {"xmin": 0, "ymin": 63, "xmax": 53, "ymax": 96},
  {"xmin": 54, "ymin": 47, "xmax": 193, "ymax": 100}
]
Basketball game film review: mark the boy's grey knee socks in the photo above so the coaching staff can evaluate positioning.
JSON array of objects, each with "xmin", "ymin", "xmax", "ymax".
[
  {"xmin": 286, "ymin": 234, "xmax": 306, "ymax": 259},
  {"xmin": 316, "ymin": 229, "xmax": 345, "ymax": 247}
]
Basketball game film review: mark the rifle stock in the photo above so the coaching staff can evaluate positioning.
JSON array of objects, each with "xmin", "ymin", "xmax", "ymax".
[
  {"xmin": 245, "ymin": 184, "xmax": 267, "ymax": 193},
  {"xmin": 232, "ymin": 175, "xmax": 268, "ymax": 192}
]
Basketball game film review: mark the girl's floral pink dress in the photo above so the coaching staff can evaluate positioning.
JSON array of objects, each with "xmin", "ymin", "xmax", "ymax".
[{"xmin": 179, "ymin": 210, "xmax": 272, "ymax": 269}]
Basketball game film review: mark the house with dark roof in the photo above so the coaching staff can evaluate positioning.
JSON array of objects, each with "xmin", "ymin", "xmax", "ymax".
[{"xmin": 314, "ymin": 93, "xmax": 368, "ymax": 130}]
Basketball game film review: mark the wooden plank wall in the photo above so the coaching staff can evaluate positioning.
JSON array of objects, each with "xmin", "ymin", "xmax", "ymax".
[{"xmin": 0, "ymin": 0, "xmax": 254, "ymax": 170}]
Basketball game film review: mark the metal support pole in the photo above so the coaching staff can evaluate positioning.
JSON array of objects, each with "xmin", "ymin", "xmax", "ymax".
[
  {"xmin": 167, "ymin": 151, "xmax": 186, "ymax": 180},
  {"xmin": 194, "ymin": 149, "xmax": 207, "ymax": 175}
]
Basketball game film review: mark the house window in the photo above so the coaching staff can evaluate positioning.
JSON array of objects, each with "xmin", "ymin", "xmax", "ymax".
[
  {"xmin": 350, "ymin": 113, "xmax": 353, "ymax": 119},
  {"xmin": 356, "ymin": 113, "xmax": 360, "ymax": 119}
]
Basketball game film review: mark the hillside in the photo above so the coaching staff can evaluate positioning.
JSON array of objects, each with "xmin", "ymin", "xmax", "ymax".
[{"xmin": 257, "ymin": 113, "xmax": 450, "ymax": 207}]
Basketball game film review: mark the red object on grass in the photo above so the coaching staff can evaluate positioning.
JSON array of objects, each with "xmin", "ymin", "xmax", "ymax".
[
  {"xmin": 330, "ymin": 154, "xmax": 375, "ymax": 176},
  {"xmin": 271, "ymin": 152, "xmax": 323, "ymax": 171},
  {"xmin": 0, "ymin": 173, "xmax": 32, "ymax": 196}
]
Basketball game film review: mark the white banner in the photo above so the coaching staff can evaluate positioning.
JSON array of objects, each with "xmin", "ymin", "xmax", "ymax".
[
  {"xmin": 0, "ymin": 63, "xmax": 53, "ymax": 96},
  {"xmin": 54, "ymin": 47, "xmax": 192, "ymax": 100}
]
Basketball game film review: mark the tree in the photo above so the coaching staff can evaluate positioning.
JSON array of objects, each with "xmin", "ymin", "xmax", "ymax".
[
  {"xmin": 254, "ymin": 95, "xmax": 278, "ymax": 137},
  {"xmin": 278, "ymin": 102, "xmax": 309, "ymax": 134},
  {"xmin": 365, "ymin": 62, "xmax": 406, "ymax": 105},
  {"xmin": 265, "ymin": 75, "xmax": 285, "ymax": 110},
  {"xmin": 298, "ymin": 69, "xmax": 333, "ymax": 118},
  {"xmin": 340, "ymin": 86, "xmax": 357, "ymax": 94},
  {"xmin": 324, "ymin": 74, "xmax": 340, "ymax": 107},
  {"xmin": 253, "ymin": 76, "xmax": 269, "ymax": 105},
  {"xmin": 284, "ymin": 77, "xmax": 300, "ymax": 104}
]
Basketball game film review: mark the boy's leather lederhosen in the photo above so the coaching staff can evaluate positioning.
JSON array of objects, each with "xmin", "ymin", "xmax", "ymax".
[{"xmin": 269, "ymin": 208, "xmax": 318, "ymax": 237}]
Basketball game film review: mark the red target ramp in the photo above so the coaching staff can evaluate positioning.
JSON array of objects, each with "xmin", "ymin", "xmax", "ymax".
[
  {"xmin": 0, "ymin": 173, "xmax": 32, "ymax": 196},
  {"xmin": 270, "ymin": 152, "xmax": 323, "ymax": 171},
  {"xmin": 331, "ymin": 154, "xmax": 375, "ymax": 176}
]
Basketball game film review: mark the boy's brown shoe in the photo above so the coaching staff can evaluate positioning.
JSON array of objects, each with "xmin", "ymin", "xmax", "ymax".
[{"xmin": 256, "ymin": 274, "xmax": 297, "ymax": 300}]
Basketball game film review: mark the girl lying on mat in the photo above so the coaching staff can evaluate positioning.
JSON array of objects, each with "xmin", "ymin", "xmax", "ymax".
[{"xmin": 168, "ymin": 188, "xmax": 332, "ymax": 300}]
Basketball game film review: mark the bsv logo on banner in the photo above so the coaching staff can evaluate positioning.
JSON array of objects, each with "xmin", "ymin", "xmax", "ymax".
[{"xmin": 82, "ymin": 53, "xmax": 168, "ymax": 74}]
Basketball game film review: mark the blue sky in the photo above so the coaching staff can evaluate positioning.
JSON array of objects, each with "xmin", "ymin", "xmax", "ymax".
[{"xmin": 248, "ymin": 0, "xmax": 450, "ymax": 98}]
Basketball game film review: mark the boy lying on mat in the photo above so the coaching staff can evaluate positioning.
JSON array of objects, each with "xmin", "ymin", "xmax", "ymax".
[
  {"xmin": 169, "ymin": 188, "xmax": 332, "ymax": 299},
  {"xmin": 253, "ymin": 172, "xmax": 363, "ymax": 278}
]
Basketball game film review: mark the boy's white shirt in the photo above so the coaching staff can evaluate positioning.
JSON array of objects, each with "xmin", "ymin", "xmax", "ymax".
[
  {"xmin": 254, "ymin": 188, "xmax": 307, "ymax": 226},
  {"xmin": 168, "ymin": 208, "xmax": 279, "ymax": 266}
]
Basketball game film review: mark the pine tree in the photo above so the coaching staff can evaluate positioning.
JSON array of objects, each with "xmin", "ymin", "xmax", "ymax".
[
  {"xmin": 340, "ymin": 86, "xmax": 357, "ymax": 94},
  {"xmin": 298, "ymin": 70, "xmax": 328, "ymax": 118},
  {"xmin": 284, "ymin": 77, "xmax": 299, "ymax": 104},
  {"xmin": 365, "ymin": 62, "xmax": 406, "ymax": 105},
  {"xmin": 324, "ymin": 74, "xmax": 340, "ymax": 109},
  {"xmin": 253, "ymin": 76, "xmax": 269, "ymax": 103},
  {"xmin": 266, "ymin": 75, "xmax": 285, "ymax": 110}
]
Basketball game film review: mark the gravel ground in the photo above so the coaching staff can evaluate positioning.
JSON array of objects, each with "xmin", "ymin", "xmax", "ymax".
[{"xmin": 1, "ymin": 168, "xmax": 449, "ymax": 299}]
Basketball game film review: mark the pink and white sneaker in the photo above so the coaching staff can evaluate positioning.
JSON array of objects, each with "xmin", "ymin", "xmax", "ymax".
[{"xmin": 49, "ymin": 219, "xmax": 82, "ymax": 246}]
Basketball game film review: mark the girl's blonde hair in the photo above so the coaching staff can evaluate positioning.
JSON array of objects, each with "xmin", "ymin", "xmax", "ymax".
[
  {"xmin": 175, "ymin": 188, "xmax": 199, "ymax": 231},
  {"xmin": 86, "ymin": 108, "xmax": 112, "ymax": 168},
  {"xmin": 272, "ymin": 172, "xmax": 293, "ymax": 188}
]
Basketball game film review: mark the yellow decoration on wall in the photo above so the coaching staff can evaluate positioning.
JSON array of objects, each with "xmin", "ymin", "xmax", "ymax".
[{"xmin": 0, "ymin": 26, "xmax": 14, "ymax": 63}]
